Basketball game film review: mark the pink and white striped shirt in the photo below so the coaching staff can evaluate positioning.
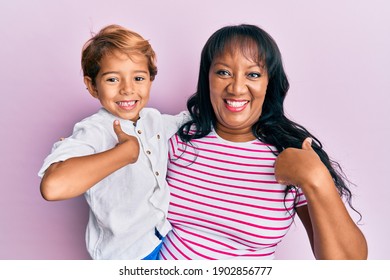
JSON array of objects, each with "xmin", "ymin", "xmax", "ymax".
[{"xmin": 159, "ymin": 130, "xmax": 307, "ymax": 260}]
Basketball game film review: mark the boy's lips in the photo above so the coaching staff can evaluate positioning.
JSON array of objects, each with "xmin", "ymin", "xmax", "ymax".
[
  {"xmin": 224, "ymin": 99, "xmax": 249, "ymax": 112},
  {"xmin": 116, "ymin": 100, "xmax": 138, "ymax": 110}
]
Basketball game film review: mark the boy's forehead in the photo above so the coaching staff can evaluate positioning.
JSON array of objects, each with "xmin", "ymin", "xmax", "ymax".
[
  {"xmin": 104, "ymin": 49, "xmax": 145, "ymax": 60},
  {"xmin": 98, "ymin": 51, "xmax": 149, "ymax": 74},
  {"xmin": 101, "ymin": 50, "xmax": 148, "ymax": 65}
]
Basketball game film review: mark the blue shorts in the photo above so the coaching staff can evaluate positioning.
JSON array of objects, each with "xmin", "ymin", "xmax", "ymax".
[
  {"xmin": 142, "ymin": 228, "xmax": 164, "ymax": 260},
  {"xmin": 142, "ymin": 241, "xmax": 163, "ymax": 260}
]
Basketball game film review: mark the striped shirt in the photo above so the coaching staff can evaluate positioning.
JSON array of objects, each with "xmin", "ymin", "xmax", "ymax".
[{"xmin": 159, "ymin": 130, "xmax": 307, "ymax": 260}]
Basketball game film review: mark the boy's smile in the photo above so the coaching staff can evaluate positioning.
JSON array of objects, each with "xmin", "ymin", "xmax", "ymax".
[
  {"xmin": 116, "ymin": 100, "xmax": 137, "ymax": 110},
  {"xmin": 85, "ymin": 50, "xmax": 152, "ymax": 122}
]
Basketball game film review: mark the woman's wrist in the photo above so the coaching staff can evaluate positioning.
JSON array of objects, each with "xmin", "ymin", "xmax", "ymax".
[{"xmin": 298, "ymin": 168, "xmax": 335, "ymax": 198}]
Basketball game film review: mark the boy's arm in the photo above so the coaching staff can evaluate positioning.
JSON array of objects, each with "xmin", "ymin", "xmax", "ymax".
[{"xmin": 40, "ymin": 120, "xmax": 139, "ymax": 201}]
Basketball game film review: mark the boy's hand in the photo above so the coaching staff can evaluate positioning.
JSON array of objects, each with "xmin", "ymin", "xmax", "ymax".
[
  {"xmin": 113, "ymin": 120, "xmax": 140, "ymax": 163},
  {"xmin": 113, "ymin": 120, "xmax": 137, "ymax": 144}
]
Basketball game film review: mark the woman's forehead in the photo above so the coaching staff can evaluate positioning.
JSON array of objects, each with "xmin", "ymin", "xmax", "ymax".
[
  {"xmin": 217, "ymin": 37, "xmax": 263, "ymax": 63},
  {"xmin": 213, "ymin": 41, "xmax": 267, "ymax": 70}
]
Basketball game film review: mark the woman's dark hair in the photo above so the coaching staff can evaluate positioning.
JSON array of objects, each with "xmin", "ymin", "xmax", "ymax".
[{"xmin": 178, "ymin": 24, "xmax": 359, "ymax": 215}]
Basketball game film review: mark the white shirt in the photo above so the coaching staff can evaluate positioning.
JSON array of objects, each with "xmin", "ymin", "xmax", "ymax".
[{"xmin": 38, "ymin": 108, "xmax": 187, "ymax": 259}]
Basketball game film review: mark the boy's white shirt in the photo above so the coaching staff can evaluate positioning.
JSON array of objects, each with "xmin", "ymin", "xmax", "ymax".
[{"xmin": 38, "ymin": 107, "xmax": 189, "ymax": 259}]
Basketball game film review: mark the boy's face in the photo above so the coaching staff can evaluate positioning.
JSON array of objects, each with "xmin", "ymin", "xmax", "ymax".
[{"xmin": 85, "ymin": 50, "xmax": 152, "ymax": 121}]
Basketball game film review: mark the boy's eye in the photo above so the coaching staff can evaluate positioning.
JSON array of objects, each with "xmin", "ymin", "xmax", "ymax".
[
  {"xmin": 106, "ymin": 77, "xmax": 119, "ymax": 83},
  {"xmin": 135, "ymin": 76, "xmax": 145, "ymax": 82}
]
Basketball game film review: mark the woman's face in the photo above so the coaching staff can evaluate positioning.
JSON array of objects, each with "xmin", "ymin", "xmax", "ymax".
[{"xmin": 209, "ymin": 49, "xmax": 268, "ymax": 142}]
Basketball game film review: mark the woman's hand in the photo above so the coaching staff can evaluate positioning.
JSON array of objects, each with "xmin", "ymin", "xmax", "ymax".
[
  {"xmin": 274, "ymin": 137, "xmax": 332, "ymax": 189},
  {"xmin": 275, "ymin": 137, "xmax": 368, "ymax": 259}
]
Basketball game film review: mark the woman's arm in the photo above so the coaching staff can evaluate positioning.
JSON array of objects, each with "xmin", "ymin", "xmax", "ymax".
[
  {"xmin": 40, "ymin": 120, "xmax": 139, "ymax": 201},
  {"xmin": 274, "ymin": 138, "xmax": 368, "ymax": 259}
]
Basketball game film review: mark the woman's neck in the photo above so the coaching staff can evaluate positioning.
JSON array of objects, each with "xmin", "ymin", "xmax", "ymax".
[{"xmin": 215, "ymin": 126, "xmax": 256, "ymax": 142}]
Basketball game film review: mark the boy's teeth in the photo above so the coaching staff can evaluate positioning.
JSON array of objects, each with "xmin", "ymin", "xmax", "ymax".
[
  {"xmin": 226, "ymin": 100, "xmax": 248, "ymax": 107},
  {"xmin": 118, "ymin": 101, "xmax": 136, "ymax": 106}
]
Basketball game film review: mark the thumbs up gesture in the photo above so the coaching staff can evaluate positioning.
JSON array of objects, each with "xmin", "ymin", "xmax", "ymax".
[
  {"xmin": 113, "ymin": 120, "xmax": 137, "ymax": 144},
  {"xmin": 274, "ymin": 138, "xmax": 331, "ymax": 188},
  {"xmin": 112, "ymin": 120, "xmax": 140, "ymax": 163}
]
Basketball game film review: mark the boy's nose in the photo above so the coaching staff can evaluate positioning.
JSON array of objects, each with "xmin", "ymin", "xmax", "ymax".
[{"xmin": 120, "ymin": 80, "xmax": 134, "ymax": 95}]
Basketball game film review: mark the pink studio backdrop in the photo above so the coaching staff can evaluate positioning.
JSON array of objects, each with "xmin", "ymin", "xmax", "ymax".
[{"xmin": 1, "ymin": 0, "xmax": 389, "ymax": 259}]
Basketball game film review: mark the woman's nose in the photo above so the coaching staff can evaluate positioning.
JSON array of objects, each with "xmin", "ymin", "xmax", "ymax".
[{"xmin": 227, "ymin": 76, "xmax": 248, "ymax": 95}]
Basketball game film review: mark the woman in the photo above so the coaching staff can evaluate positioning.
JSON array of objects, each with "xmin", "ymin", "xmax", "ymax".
[{"xmin": 159, "ymin": 24, "xmax": 367, "ymax": 259}]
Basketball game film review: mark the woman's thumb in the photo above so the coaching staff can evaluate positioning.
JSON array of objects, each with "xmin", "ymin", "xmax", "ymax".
[{"xmin": 302, "ymin": 137, "xmax": 313, "ymax": 150}]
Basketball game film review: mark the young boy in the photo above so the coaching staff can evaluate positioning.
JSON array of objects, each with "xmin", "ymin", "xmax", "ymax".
[{"xmin": 38, "ymin": 24, "xmax": 186, "ymax": 259}]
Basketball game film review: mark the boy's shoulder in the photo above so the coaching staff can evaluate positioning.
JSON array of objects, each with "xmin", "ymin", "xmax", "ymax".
[
  {"xmin": 139, "ymin": 107, "xmax": 162, "ymax": 119},
  {"xmin": 76, "ymin": 108, "xmax": 115, "ymax": 127},
  {"xmin": 69, "ymin": 108, "xmax": 116, "ymax": 139},
  {"xmin": 81, "ymin": 108, "xmax": 114, "ymax": 121}
]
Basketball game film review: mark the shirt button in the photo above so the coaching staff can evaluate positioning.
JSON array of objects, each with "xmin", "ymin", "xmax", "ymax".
[
  {"xmin": 155, "ymin": 171, "xmax": 160, "ymax": 176},
  {"xmin": 146, "ymin": 150, "xmax": 151, "ymax": 155},
  {"xmin": 137, "ymin": 130, "xmax": 142, "ymax": 134}
]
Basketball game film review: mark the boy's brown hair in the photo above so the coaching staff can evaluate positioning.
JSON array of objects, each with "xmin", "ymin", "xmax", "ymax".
[{"xmin": 81, "ymin": 24, "xmax": 157, "ymax": 85}]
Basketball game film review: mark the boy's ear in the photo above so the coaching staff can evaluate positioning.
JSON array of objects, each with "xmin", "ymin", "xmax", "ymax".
[{"xmin": 84, "ymin": 76, "xmax": 98, "ymax": 98}]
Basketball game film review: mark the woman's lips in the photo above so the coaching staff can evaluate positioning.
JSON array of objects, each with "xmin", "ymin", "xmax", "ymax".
[{"xmin": 224, "ymin": 99, "xmax": 249, "ymax": 112}]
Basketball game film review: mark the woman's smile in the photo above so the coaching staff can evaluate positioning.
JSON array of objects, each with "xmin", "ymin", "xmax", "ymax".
[
  {"xmin": 224, "ymin": 99, "xmax": 250, "ymax": 112},
  {"xmin": 209, "ymin": 50, "xmax": 268, "ymax": 141}
]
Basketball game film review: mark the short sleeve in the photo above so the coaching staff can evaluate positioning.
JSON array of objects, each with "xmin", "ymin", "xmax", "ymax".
[
  {"xmin": 38, "ymin": 121, "xmax": 104, "ymax": 178},
  {"xmin": 162, "ymin": 111, "xmax": 190, "ymax": 138},
  {"xmin": 295, "ymin": 186, "xmax": 308, "ymax": 208}
]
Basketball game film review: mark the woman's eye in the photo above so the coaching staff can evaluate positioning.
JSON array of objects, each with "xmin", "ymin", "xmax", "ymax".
[
  {"xmin": 216, "ymin": 70, "xmax": 230, "ymax": 77},
  {"xmin": 248, "ymin": 72, "xmax": 261, "ymax": 79}
]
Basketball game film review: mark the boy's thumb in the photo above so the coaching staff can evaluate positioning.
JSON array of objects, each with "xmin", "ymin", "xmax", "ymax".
[
  {"xmin": 302, "ymin": 137, "xmax": 313, "ymax": 150},
  {"xmin": 113, "ymin": 120, "xmax": 123, "ymax": 136}
]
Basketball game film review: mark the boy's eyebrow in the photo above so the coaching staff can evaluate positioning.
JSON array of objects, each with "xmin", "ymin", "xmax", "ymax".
[
  {"xmin": 101, "ymin": 70, "xmax": 149, "ymax": 76},
  {"xmin": 101, "ymin": 71, "xmax": 119, "ymax": 76}
]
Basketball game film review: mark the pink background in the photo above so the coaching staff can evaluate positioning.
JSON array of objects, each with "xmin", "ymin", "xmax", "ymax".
[{"xmin": 1, "ymin": 0, "xmax": 389, "ymax": 259}]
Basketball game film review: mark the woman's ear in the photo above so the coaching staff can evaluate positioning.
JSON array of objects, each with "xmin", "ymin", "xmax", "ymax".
[{"xmin": 84, "ymin": 76, "xmax": 98, "ymax": 98}]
